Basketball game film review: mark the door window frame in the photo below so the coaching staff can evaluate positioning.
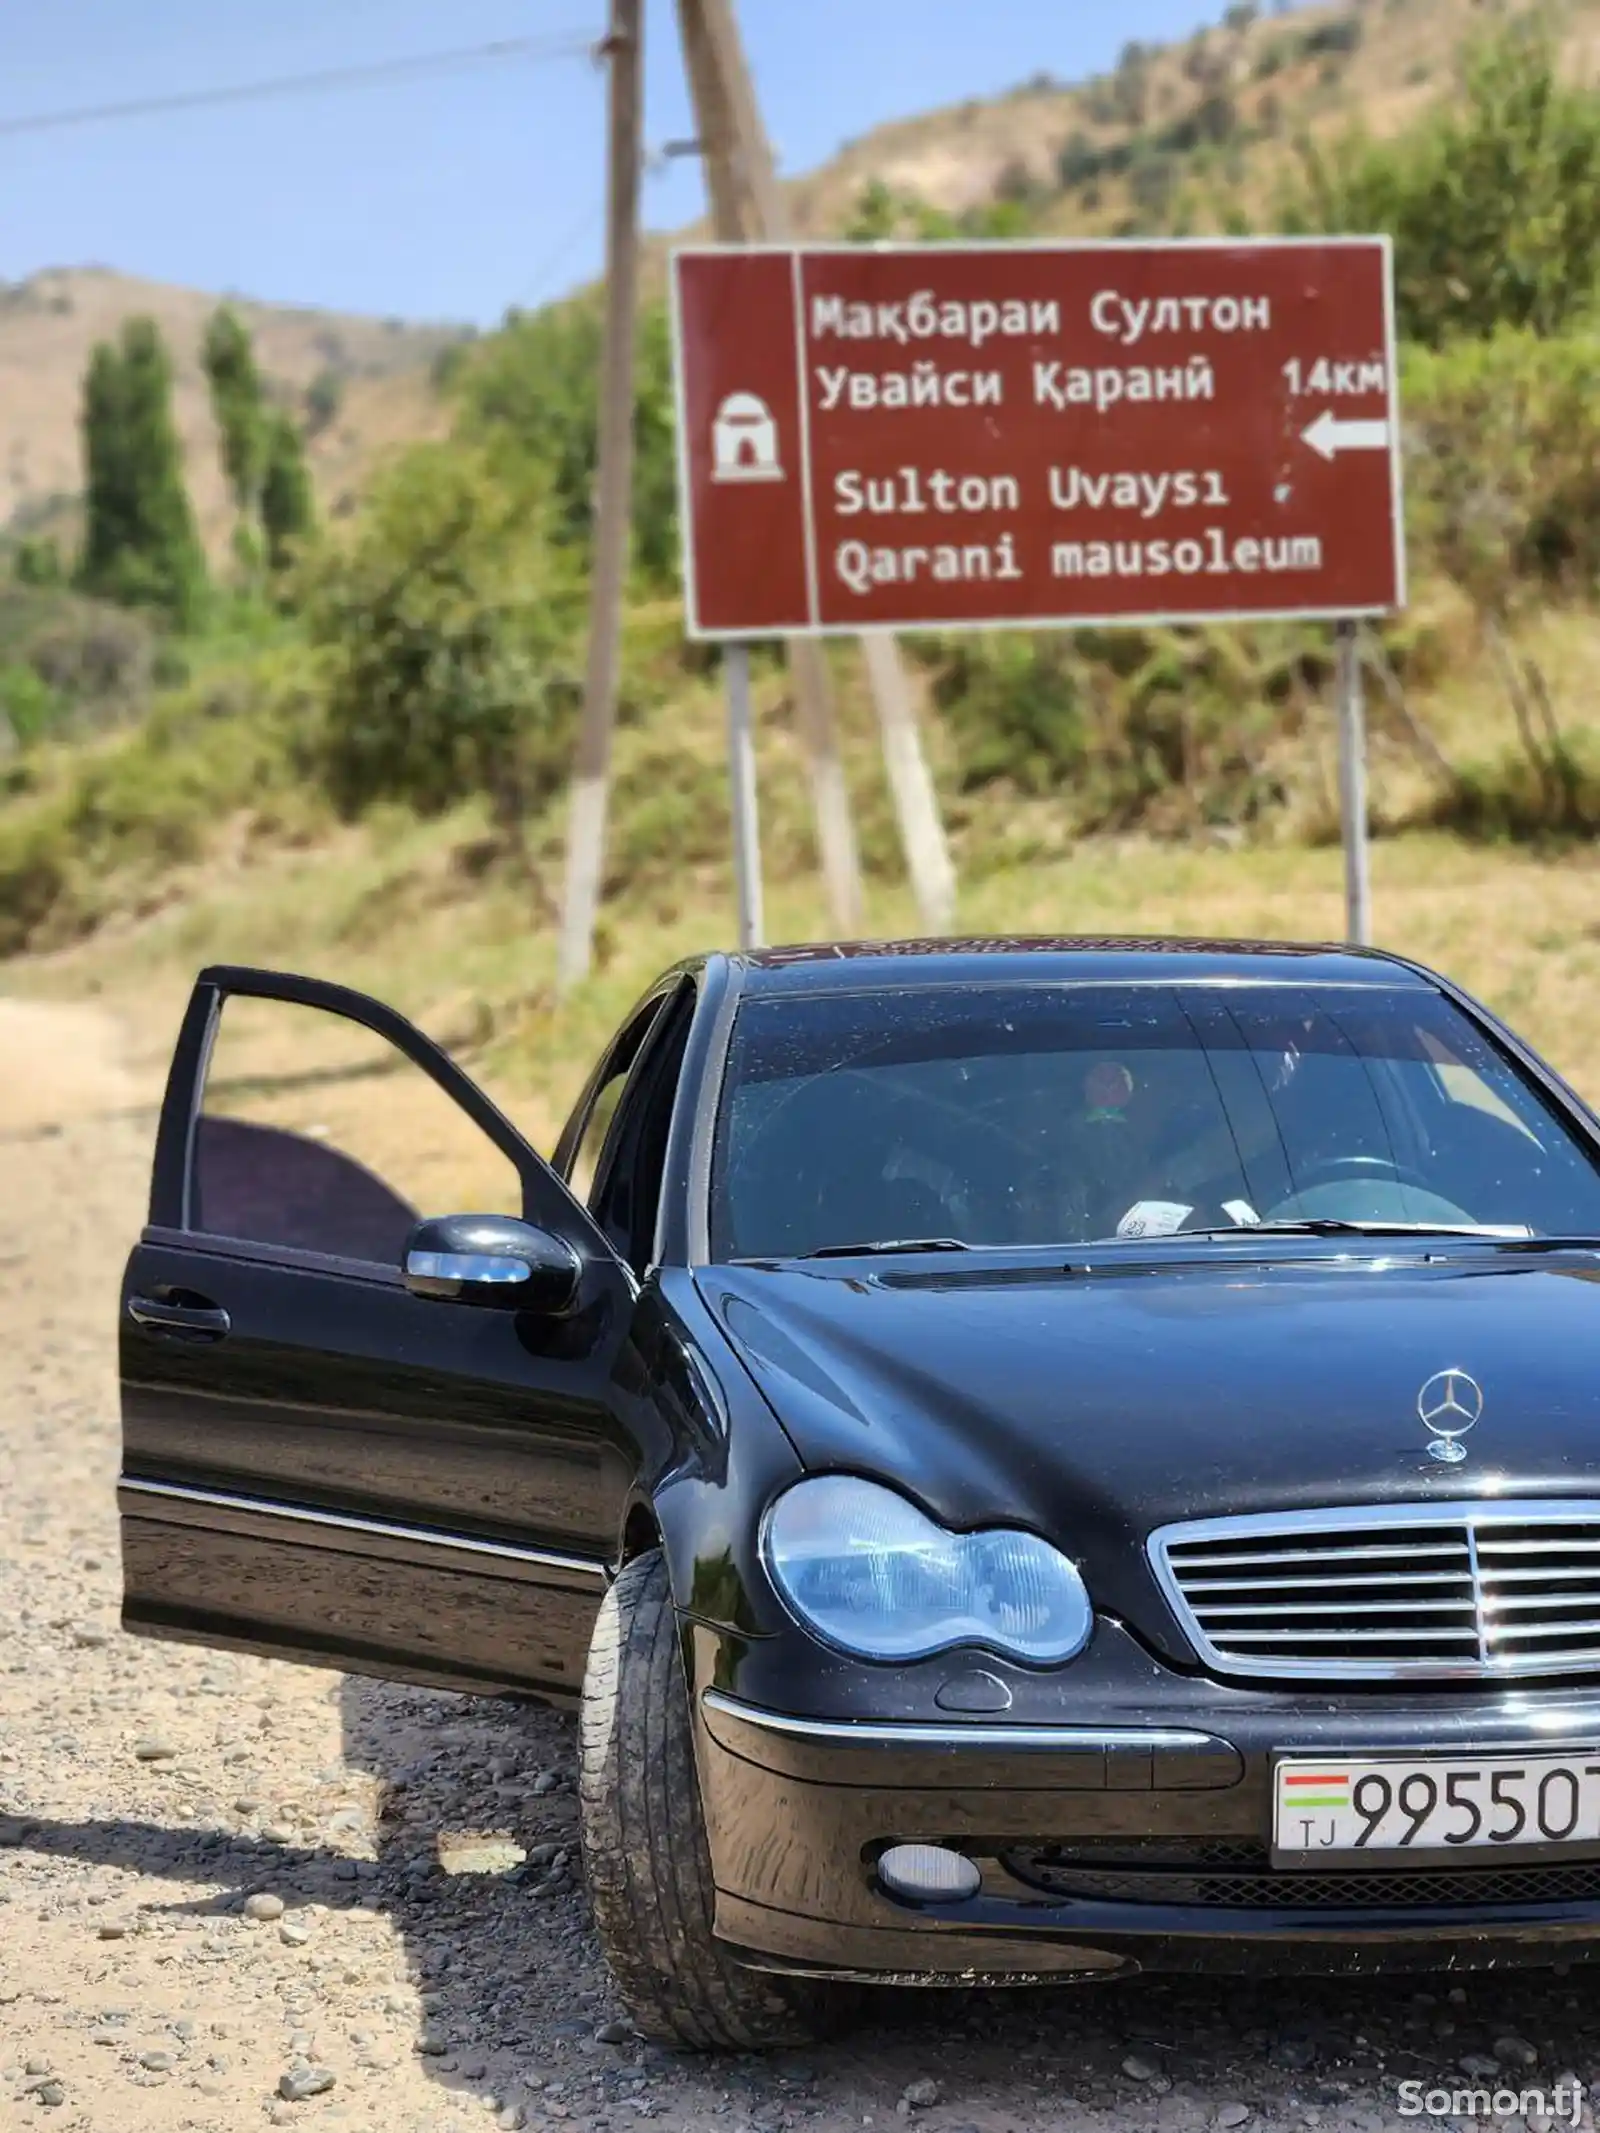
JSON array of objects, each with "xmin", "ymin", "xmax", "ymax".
[
  {"xmin": 588, "ymin": 980, "xmax": 697, "ymax": 1271},
  {"xmin": 150, "ymin": 965, "xmax": 618, "ymax": 1277},
  {"xmin": 555, "ymin": 980, "xmax": 677, "ymax": 1182}
]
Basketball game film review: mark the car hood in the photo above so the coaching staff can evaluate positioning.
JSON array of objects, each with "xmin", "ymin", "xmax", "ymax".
[{"xmin": 698, "ymin": 1250, "xmax": 1600, "ymax": 1666}]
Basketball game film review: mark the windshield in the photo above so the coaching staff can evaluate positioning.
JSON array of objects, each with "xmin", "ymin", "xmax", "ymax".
[{"xmin": 709, "ymin": 982, "xmax": 1600, "ymax": 1260}]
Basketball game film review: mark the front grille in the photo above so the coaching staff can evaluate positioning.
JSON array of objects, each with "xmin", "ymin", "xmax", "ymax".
[
  {"xmin": 1150, "ymin": 1500, "xmax": 1600, "ymax": 1682},
  {"xmin": 1003, "ymin": 1840, "xmax": 1600, "ymax": 1911}
]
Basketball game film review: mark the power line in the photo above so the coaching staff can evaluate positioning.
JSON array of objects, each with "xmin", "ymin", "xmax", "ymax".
[
  {"xmin": 512, "ymin": 197, "xmax": 609, "ymax": 312},
  {"xmin": 514, "ymin": 144, "xmax": 690, "ymax": 312},
  {"xmin": 0, "ymin": 32, "xmax": 599, "ymax": 140}
]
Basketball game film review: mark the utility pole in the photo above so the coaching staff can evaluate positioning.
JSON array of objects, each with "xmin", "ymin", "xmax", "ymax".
[
  {"xmin": 676, "ymin": 0, "xmax": 865, "ymax": 938},
  {"xmin": 691, "ymin": 0, "xmax": 956, "ymax": 935},
  {"xmin": 685, "ymin": 0, "xmax": 956, "ymax": 935},
  {"xmin": 860, "ymin": 632, "xmax": 957, "ymax": 931},
  {"xmin": 556, "ymin": 0, "xmax": 642, "ymax": 992}
]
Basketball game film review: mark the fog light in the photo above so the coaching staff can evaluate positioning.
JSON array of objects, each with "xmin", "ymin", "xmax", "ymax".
[{"xmin": 876, "ymin": 1843, "xmax": 981, "ymax": 1904}]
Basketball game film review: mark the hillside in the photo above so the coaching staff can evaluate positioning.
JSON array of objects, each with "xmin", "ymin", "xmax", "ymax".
[
  {"xmin": 4, "ymin": 0, "xmax": 1600, "ymax": 1079},
  {"xmin": 9, "ymin": 0, "xmax": 1600, "ymax": 569},
  {"xmin": 0, "ymin": 266, "xmax": 469, "ymax": 559},
  {"xmin": 781, "ymin": 0, "xmax": 1600, "ymax": 237}
]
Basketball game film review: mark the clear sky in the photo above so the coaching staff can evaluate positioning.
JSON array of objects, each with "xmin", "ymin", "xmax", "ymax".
[{"xmin": 1, "ymin": 2, "xmax": 1251, "ymax": 327}]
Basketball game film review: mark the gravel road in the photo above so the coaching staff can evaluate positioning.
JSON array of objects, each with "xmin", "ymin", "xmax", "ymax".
[{"xmin": 4, "ymin": 995, "xmax": 1600, "ymax": 2133}]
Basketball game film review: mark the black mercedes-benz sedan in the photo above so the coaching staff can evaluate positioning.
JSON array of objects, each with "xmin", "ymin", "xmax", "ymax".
[{"xmin": 117, "ymin": 938, "xmax": 1600, "ymax": 2048}]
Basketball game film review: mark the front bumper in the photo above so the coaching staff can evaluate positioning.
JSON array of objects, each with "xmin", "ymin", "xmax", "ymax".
[{"xmin": 688, "ymin": 1622, "xmax": 1600, "ymax": 1986}]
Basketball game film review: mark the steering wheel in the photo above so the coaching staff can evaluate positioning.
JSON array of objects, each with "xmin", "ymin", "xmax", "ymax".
[
  {"xmin": 1287, "ymin": 1153, "xmax": 1435, "ymax": 1195},
  {"xmin": 1262, "ymin": 1151, "xmax": 1485, "ymax": 1227}
]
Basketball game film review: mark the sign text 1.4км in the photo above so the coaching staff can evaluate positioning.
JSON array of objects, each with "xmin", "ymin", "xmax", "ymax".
[{"xmin": 668, "ymin": 237, "xmax": 1404, "ymax": 639}]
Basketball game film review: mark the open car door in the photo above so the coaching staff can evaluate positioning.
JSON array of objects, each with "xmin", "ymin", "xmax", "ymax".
[{"xmin": 117, "ymin": 965, "xmax": 638, "ymax": 1702}]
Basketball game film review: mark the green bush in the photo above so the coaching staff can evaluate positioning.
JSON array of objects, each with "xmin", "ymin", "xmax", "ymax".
[
  {"xmin": 1300, "ymin": 17, "xmax": 1362, "ymax": 61},
  {"xmin": 302, "ymin": 442, "xmax": 582, "ymax": 820},
  {"xmin": 304, "ymin": 368, "xmax": 344, "ymax": 438},
  {"xmin": 26, "ymin": 602, "xmax": 154, "ymax": 710},
  {"xmin": 1128, "ymin": 146, "xmax": 1180, "ymax": 220},
  {"xmin": 12, "ymin": 537, "xmax": 64, "ymax": 588},
  {"xmin": 928, "ymin": 628, "xmax": 1297, "ymax": 831},
  {"xmin": 1057, "ymin": 131, "xmax": 1103, "ymax": 188},
  {"xmin": 1056, "ymin": 134, "xmax": 1135, "ymax": 190},
  {"xmin": 1428, "ymin": 732, "xmax": 1600, "ymax": 841},
  {"xmin": 0, "ymin": 586, "xmax": 155, "ymax": 733},
  {"xmin": 451, "ymin": 296, "xmax": 678, "ymax": 587},
  {"xmin": 0, "ymin": 797, "xmax": 73, "ymax": 953},
  {"xmin": 0, "ymin": 664, "xmax": 64, "ymax": 745},
  {"xmin": 0, "ymin": 645, "xmax": 324, "ymax": 953},
  {"xmin": 1401, "ymin": 331, "xmax": 1600, "ymax": 611},
  {"xmin": 1281, "ymin": 19, "xmax": 1600, "ymax": 345},
  {"xmin": 933, "ymin": 636, "xmax": 1087, "ymax": 796}
]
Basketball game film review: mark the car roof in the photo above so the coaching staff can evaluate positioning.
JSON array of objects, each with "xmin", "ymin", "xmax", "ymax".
[{"xmin": 724, "ymin": 934, "xmax": 1433, "ymax": 996}]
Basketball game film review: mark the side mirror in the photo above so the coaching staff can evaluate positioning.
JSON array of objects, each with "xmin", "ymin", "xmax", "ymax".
[{"xmin": 403, "ymin": 1213, "xmax": 582, "ymax": 1315}]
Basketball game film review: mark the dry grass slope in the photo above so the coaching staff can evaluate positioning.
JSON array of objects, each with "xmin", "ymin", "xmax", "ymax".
[
  {"xmin": 12, "ymin": 593, "xmax": 1600, "ymax": 1154},
  {"xmin": 0, "ymin": 266, "xmax": 467, "ymax": 559},
  {"xmin": 779, "ymin": 0, "xmax": 1600, "ymax": 237}
]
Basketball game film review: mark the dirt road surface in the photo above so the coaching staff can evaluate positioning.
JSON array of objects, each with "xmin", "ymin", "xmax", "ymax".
[{"xmin": 4, "ymin": 995, "xmax": 1600, "ymax": 2133}]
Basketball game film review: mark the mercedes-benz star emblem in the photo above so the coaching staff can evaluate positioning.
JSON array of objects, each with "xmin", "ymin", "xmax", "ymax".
[{"xmin": 1418, "ymin": 1368, "xmax": 1483, "ymax": 1464}]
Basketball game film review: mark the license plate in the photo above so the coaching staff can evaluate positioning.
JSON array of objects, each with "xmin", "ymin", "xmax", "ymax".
[{"xmin": 1273, "ymin": 1751, "xmax": 1600, "ymax": 1864}]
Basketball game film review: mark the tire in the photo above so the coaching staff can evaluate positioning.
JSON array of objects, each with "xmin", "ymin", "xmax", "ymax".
[{"xmin": 579, "ymin": 1549, "xmax": 859, "ymax": 2050}]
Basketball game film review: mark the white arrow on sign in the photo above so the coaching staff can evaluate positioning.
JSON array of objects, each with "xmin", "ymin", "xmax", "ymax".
[{"xmin": 1301, "ymin": 408, "xmax": 1392, "ymax": 461}]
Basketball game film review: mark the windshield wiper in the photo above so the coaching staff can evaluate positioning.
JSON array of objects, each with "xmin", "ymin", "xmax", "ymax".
[
  {"xmin": 796, "ymin": 1236, "xmax": 972, "ymax": 1260},
  {"xmin": 1185, "ymin": 1220, "xmax": 1548, "ymax": 1240}
]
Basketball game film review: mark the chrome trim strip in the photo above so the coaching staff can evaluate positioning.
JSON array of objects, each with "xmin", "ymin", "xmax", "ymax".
[
  {"xmin": 1149, "ymin": 1499, "xmax": 1600, "ymax": 1684},
  {"xmin": 118, "ymin": 1477, "xmax": 608, "ymax": 1585},
  {"xmin": 1466, "ymin": 1516, "xmax": 1488, "ymax": 1667},
  {"xmin": 701, "ymin": 1690, "xmax": 1217, "ymax": 1753}
]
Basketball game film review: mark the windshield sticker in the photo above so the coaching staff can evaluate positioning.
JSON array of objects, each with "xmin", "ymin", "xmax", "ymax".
[{"xmin": 1117, "ymin": 1200, "xmax": 1194, "ymax": 1238}]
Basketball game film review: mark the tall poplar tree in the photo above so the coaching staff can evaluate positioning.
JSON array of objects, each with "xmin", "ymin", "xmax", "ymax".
[
  {"xmin": 202, "ymin": 306, "xmax": 268, "ymax": 522},
  {"xmin": 260, "ymin": 411, "xmax": 316, "ymax": 570},
  {"xmin": 78, "ymin": 317, "xmax": 205, "ymax": 627},
  {"xmin": 202, "ymin": 304, "xmax": 315, "ymax": 576}
]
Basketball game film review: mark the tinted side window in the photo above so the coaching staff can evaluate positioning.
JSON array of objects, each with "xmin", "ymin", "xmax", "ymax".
[
  {"xmin": 194, "ymin": 995, "xmax": 521, "ymax": 1265},
  {"xmin": 561, "ymin": 993, "xmax": 678, "ymax": 1207},
  {"xmin": 592, "ymin": 983, "xmax": 695, "ymax": 1269},
  {"xmin": 567, "ymin": 1074, "xmax": 628, "ymax": 1208}
]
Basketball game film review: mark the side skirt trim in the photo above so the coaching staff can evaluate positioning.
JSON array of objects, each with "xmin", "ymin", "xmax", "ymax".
[{"xmin": 118, "ymin": 1475, "xmax": 608, "ymax": 1590}]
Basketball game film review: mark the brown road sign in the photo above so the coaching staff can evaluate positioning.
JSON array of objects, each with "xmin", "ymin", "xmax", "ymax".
[{"xmin": 669, "ymin": 238, "xmax": 1404, "ymax": 639}]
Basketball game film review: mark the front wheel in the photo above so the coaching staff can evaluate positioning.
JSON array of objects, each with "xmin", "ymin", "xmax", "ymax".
[{"xmin": 578, "ymin": 1549, "xmax": 858, "ymax": 2050}]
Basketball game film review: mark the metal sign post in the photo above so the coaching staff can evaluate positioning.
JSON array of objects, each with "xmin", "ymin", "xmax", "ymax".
[
  {"xmin": 724, "ymin": 644, "xmax": 764, "ymax": 949},
  {"xmin": 1335, "ymin": 619, "xmax": 1372, "ymax": 946}
]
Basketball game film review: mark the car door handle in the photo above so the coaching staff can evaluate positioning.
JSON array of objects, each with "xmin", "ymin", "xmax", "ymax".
[{"xmin": 127, "ymin": 1295, "xmax": 231, "ymax": 1341}]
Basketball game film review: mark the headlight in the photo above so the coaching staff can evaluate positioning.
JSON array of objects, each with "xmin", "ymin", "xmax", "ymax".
[{"xmin": 761, "ymin": 1475, "xmax": 1092, "ymax": 1665}]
